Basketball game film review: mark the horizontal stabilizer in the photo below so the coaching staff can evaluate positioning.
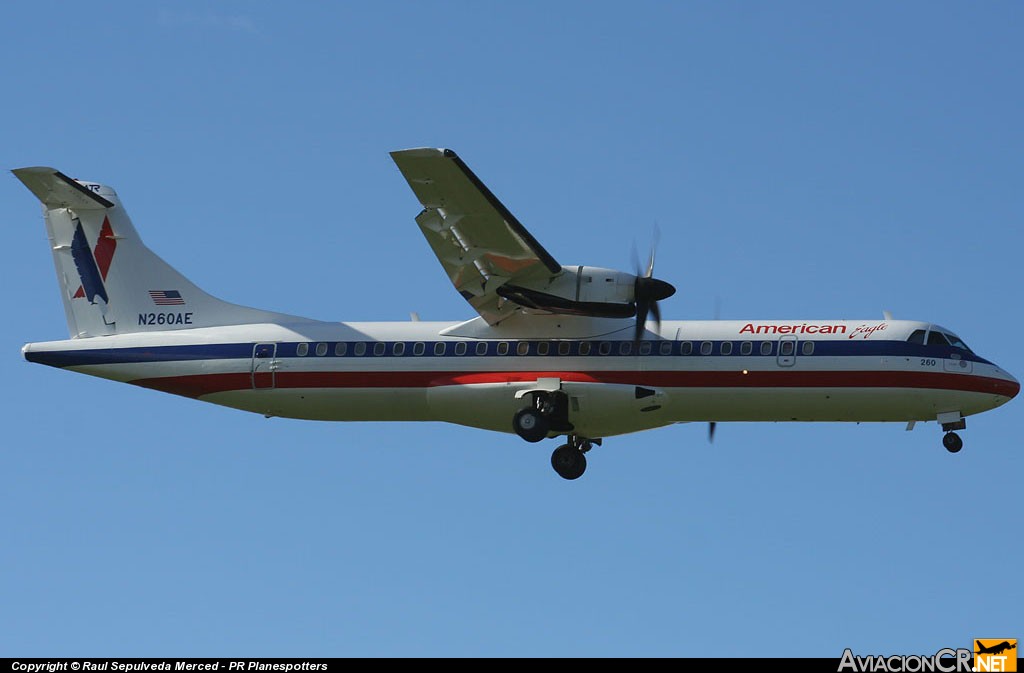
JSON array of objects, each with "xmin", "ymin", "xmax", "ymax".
[{"xmin": 12, "ymin": 166, "xmax": 115, "ymax": 210}]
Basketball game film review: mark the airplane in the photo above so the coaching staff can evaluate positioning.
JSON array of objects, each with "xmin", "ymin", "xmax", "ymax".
[
  {"xmin": 14, "ymin": 148, "xmax": 1020, "ymax": 480},
  {"xmin": 975, "ymin": 641, "xmax": 1015, "ymax": 656}
]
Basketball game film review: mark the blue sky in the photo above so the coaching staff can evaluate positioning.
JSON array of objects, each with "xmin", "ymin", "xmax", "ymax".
[{"xmin": 2, "ymin": 2, "xmax": 1022, "ymax": 658}]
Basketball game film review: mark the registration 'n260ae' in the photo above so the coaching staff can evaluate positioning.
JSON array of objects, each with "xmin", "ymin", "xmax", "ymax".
[{"xmin": 138, "ymin": 312, "xmax": 194, "ymax": 326}]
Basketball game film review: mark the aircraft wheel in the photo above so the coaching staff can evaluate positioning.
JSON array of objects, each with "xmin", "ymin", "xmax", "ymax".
[
  {"xmin": 513, "ymin": 407, "xmax": 549, "ymax": 443},
  {"xmin": 942, "ymin": 432, "xmax": 963, "ymax": 454},
  {"xmin": 551, "ymin": 444, "xmax": 587, "ymax": 480}
]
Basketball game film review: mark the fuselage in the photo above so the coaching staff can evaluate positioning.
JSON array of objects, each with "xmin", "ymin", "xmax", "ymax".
[{"xmin": 22, "ymin": 316, "xmax": 1020, "ymax": 439}]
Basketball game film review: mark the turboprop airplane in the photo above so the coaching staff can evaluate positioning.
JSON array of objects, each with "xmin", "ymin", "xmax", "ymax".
[{"xmin": 14, "ymin": 148, "xmax": 1020, "ymax": 480}]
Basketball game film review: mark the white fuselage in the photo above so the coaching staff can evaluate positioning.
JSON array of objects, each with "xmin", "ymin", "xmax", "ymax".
[{"xmin": 22, "ymin": 316, "xmax": 1019, "ymax": 439}]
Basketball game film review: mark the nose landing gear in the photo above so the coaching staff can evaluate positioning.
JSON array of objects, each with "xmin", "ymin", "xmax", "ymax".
[
  {"xmin": 942, "ymin": 431, "xmax": 963, "ymax": 453},
  {"xmin": 938, "ymin": 413, "xmax": 967, "ymax": 454}
]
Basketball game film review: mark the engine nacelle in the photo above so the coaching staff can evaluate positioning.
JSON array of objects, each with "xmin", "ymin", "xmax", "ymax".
[{"xmin": 497, "ymin": 265, "xmax": 638, "ymax": 318}]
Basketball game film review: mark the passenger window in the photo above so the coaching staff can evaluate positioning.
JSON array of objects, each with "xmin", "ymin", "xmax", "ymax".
[
  {"xmin": 497, "ymin": 342, "xmax": 509, "ymax": 356},
  {"xmin": 558, "ymin": 342, "xmax": 571, "ymax": 356},
  {"xmin": 334, "ymin": 342, "xmax": 347, "ymax": 356},
  {"xmin": 720, "ymin": 342, "xmax": 733, "ymax": 356},
  {"xmin": 780, "ymin": 340, "xmax": 795, "ymax": 356},
  {"xmin": 927, "ymin": 331, "xmax": 950, "ymax": 346},
  {"xmin": 907, "ymin": 329, "xmax": 926, "ymax": 345},
  {"xmin": 354, "ymin": 342, "xmax": 366, "ymax": 356},
  {"xmin": 760, "ymin": 341, "xmax": 772, "ymax": 356},
  {"xmin": 296, "ymin": 343, "xmax": 309, "ymax": 357},
  {"xmin": 454, "ymin": 342, "xmax": 467, "ymax": 356},
  {"xmin": 516, "ymin": 341, "xmax": 530, "ymax": 356},
  {"xmin": 659, "ymin": 342, "xmax": 672, "ymax": 355},
  {"xmin": 413, "ymin": 342, "xmax": 425, "ymax": 356},
  {"xmin": 315, "ymin": 342, "xmax": 328, "ymax": 356},
  {"xmin": 434, "ymin": 342, "xmax": 447, "ymax": 356},
  {"xmin": 476, "ymin": 342, "xmax": 488, "ymax": 356},
  {"xmin": 538, "ymin": 342, "xmax": 550, "ymax": 356},
  {"xmin": 740, "ymin": 341, "xmax": 753, "ymax": 356},
  {"xmin": 372, "ymin": 342, "xmax": 385, "ymax": 356},
  {"xmin": 680, "ymin": 341, "xmax": 693, "ymax": 355},
  {"xmin": 599, "ymin": 342, "xmax": 611, "ymax": 356},
  {"xmin": 579, "ymin": 342, "xmax": 592, "ymax": 356},
  {"xmin": 802, "ymin": 341, "xmax": 814, "ymax": 355},
  {"xmin": 639, "ymin": 342, "xmax": 652, "ymax": 355},
  {"xmin": 619, "ymin": 342, "xmax": 633, "ymax": 356},
  {"xmin": 700, "ymin": 341, "xmax": 713, "ymax": 355},
  {"xmin": 393, "ymin": 342, "xmax": 406, "ymax": 356}
]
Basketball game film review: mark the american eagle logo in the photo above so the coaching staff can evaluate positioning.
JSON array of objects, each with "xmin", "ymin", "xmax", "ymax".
[{"xmin": 70, "ymin": 215, "xmax": 117, "ymax": 303}]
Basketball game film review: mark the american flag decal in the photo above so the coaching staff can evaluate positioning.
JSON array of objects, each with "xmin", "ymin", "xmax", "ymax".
[{"xmin": 149, "ymin": 290, "xmax": 185, "ymax": 305}]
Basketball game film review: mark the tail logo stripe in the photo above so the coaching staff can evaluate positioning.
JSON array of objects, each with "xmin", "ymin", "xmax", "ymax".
[
  {"xmin": 69, "ymin": 220, "xmax": 109, "ymax": 304},
  {"xmin": 71, "ymin": 216, "xmax": 117, "ymax": 301}
]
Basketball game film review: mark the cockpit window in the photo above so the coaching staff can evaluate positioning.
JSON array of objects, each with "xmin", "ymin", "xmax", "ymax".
[
  {"xmin": 927, "ymin": 331, "xmax": 950, "ymax": 346},
  {"xmin": 945, "ymin": 333, "xmax": 972, "ymax": 352},
  {"xmin": 907, "ymin": 329, "xmax": 926, "ymax": 345}
]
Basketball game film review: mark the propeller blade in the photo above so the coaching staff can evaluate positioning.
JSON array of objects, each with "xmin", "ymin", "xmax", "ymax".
[
  {"xmin": 632, "ymin": 225, "xmax": 673, "ymax": 344},
  {"xmin": 645, "ymin": 225, "xmax": 661, "ymax": 278},
  {"xmin": 634, "ymin": 295, "xmax": 649, "ymax": 343}
]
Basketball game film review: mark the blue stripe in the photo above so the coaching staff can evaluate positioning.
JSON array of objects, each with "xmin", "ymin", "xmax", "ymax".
[
  {"xmin": 70, "ymin": 222, "xmax": 108, "ymax": 304},
  {"xmin": 25, "ymin": 343, "xmax": 254, "ymax": 368},
  {"xmin": 25, "ymin": 339, "xmax": 992, "ymax": 368}
]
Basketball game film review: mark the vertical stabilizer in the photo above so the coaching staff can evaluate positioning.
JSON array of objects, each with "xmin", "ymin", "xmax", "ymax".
[{"xmin": 14, "ymin": 167, "xmax": 306, "ymax": 338}]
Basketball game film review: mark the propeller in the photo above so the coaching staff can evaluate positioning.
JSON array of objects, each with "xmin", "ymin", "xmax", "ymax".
[
  {"xmin": 707, "ymin": 298, "xmax": 721, "ymax": 444},
  {"xmin": 632, "ymin": 227, "xmax": 676, "ymax": 343}
]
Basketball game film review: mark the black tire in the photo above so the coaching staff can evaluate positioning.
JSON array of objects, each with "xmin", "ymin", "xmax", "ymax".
[
  {"xmin": 551, "ymin": 444, "xmax": 587, "ymax": 480},
  {"xmin": 942, "ymin": 432, "xmax": 963, "ymax": 454},
  {"xmin": 513, "ymin": 407, "xmax": 549, "ymax": 443}
]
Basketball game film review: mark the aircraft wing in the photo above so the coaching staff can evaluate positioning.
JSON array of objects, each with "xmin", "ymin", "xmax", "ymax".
[{"xmin": 390, "ymin": 148, "xmax": 563, "ymax": 324}]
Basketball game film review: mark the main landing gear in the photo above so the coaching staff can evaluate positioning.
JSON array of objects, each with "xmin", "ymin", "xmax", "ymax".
[
  {"xmin": 512, "ymin": 390, "xmax": 571, "ymax": 443},
  {"xmin": 513, "ymin": 391, "xmax": 599, "ymax": 480},
  {"xmin": 550, "ymin": 436, "xmax": 597, "ymax": 480},
  {"xmin": 512, "ymin": 406, "xmax": 549, "ymax": 443}
]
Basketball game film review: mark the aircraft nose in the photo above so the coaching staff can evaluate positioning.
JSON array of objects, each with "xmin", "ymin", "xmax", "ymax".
[
  {"xmin": 996, "ymin": 370, "xmax": 1020, "ymax": 400},
  {"xmin": 1007, "ymin": 372, "xmax": 1020, "ymax": 399}
]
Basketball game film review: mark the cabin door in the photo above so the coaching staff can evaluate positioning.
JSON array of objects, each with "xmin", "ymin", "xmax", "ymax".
[
  {"xmin": 777, "ymin": 335, "xmax": 797, "ymax": 367},
  {"xmin": 252, "ymin": 343, "xmax": 278, "ymax": 389}
]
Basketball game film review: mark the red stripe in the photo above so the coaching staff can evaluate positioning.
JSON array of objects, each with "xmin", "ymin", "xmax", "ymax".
[
  {"xmin": 70, "ymin": 216, "xmax": 117, "ymax": 299},
  {"xmin": 130, "ymin": 370, "xmax": 1020, "ymax": 399},
  {"xmin": 93, "ymin": 216, "xmax": 117, "ymax": 280}
]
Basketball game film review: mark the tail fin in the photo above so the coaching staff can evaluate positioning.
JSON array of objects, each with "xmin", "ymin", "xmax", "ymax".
[{"xmin": 14, "ymin": 167, "xmax": 302, "ymax": 338}]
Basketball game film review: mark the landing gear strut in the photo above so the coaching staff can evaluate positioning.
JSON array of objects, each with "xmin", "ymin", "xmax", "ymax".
[{"xmin": 550, "ymin": 435, "xmax": 597, "ymax": 480}]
